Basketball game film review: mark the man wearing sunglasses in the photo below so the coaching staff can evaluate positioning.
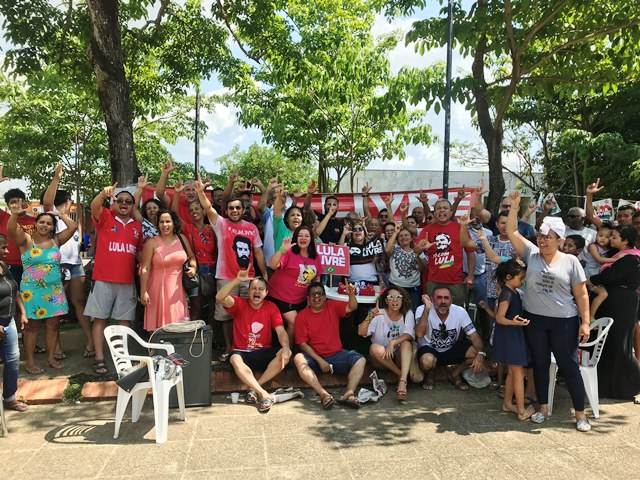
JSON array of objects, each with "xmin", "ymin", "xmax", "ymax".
[
  {"xmin": 415, "ymin": 287, "xmax": 486, "ymax": 391},
  {"xmin": 473, "ymin": 179, "xmax": 535, "ymax": 238},
  {"xmin": 293, "ymin": 282, "xmax": 365, "ymax": 409},
  {"xmin": 85, "ymin": 185, "xmax": 143, "ymax": 374}
]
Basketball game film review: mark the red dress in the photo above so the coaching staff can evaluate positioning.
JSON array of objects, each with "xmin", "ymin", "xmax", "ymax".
[{"xmin": 144, "ymin": 237, "xmax": 189, "ymax": 331}]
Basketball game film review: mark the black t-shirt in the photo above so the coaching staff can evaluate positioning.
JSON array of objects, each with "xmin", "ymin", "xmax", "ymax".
[
  {"xmin": 0, "ymin": 262, "xmax": 18, "ymax": 319},
  {"xmin": 318, "ymin": 212, "xmax": 344, "ymax": 244}
]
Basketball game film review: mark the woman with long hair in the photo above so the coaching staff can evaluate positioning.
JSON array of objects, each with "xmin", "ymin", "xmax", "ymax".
[
  {"xmin": 140, "ymin": 209, "xmax": 197, "ymax": 331},
  {"xmin": 384, "ymin": 223, "xmax": 426, "ymax": 311},
  {"xmin": 268, "ymin": 225, "xmax": 323, "ymax": 347},
  {"xmin": 358, "ymin": 286, "xmax": 415, "ymax": 401},
  {"xmin": 8, "ymin": 209, "xmax": 76, "ymax": 373}
]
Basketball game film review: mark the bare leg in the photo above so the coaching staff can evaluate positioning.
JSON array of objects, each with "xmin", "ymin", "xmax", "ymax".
[
  {"xmin": 419, "ymin": 352, "xmax": 436, "ymax": 389},
  {"xmin": 369, "ymin": 343, "xmax": 401, "ymax": 376},
  {"xmin": 222, "ymin": 320, "xmax": 233, "ymax": 354},
  {"xmin": 590, "ymin": 286, "xmax": 608, "ymax": 320},
  {"xmin": 502, "ymin": 369, "xmax": 517, "ymax": 413},
  {"xmin": 45, "ymin": 316, "xmax": 63, "ymax": 368},
  {"xmin": 230, "ymin": 355, "xmax": 272, "ymax": 400},
  {"xmin": 510, "ymin": 365, "xmax": 534, "ymax": 420},
  {"xmin": 282, "ymin": 310, "xmax": 297, "ymax": 350},
  {"xmin": 23, "ymin": 319, "xmax": 41, "ymax": 372},
  {"xmin": 524, "ymin": 367, "xmax": 537, "ymax": 399},
  {"xmin": 255, "ymin": 349, "xmax": 287, "ymax": 387},
  {"xmin": 294, "ymin": 353, "xmax": 330, "ymax": 398},
  {"xmin": 396, "ymin": 341, "xmax": 412, "ymax": 384},
  {"xmin": 68, "ymin": 276, "xmax": 94, "ymax": 351},
  {"xmin": 92, "ymin": 318, "xmax": 107, "ymax": 361},
  {"xmin": 340, "ymin": 357, "xmax": 366, "ymax": 400}
]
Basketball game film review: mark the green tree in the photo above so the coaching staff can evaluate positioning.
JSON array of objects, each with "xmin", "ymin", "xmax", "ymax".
[
  {"xmin": 215, "ymin": 0, "xmax": 433, "ymax": 192},
  {"xmin": 383, "ymin": 0, "xmax": 640, "ymax": 210}
]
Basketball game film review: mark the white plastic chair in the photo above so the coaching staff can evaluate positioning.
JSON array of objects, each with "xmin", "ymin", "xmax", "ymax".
[
  {"xmin": 104, "ymin": 325, "xmax": 186, "ymax": 443},
  {"xmin": 548, "ymin": 317, "xmax": 614, "ymax": 418},
  {"xmin": 0, "ymin": 392, "xmax": 7, "ymax": 437}
]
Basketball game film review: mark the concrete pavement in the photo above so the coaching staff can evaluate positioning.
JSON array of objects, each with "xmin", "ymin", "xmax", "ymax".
[{"xmin": 3, "ymin": 382, "xmax": 640, "ymax": 480}]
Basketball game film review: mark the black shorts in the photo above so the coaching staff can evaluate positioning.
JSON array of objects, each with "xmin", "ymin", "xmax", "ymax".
[
  {"xmin": 266, "ymin": 295, "xmax": 307, "ymax": 315},
  {"xmin": 230, "ymin": 347, "xmax": 279, "ymax": 371},
  {"xmin": 417, "ymin": 340, "xmax": 471, "ymax": 366}
]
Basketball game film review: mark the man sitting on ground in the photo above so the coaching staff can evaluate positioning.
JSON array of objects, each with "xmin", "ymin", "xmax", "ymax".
[
  {"xmin": 294, "ymin": 281, "xmax": 366, "ymax": 409},
  {"xmin": 415, "ymin": 287, "xmax": 486, "ymax": 390},
  {"xmin": 216, "ymin": 270, "xmax": 291, "ymax": 413}
]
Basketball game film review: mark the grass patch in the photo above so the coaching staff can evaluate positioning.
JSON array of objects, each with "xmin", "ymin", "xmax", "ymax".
[{"xmin": 62, "ymin": 373, "xmax": 105, "ymax": 403}]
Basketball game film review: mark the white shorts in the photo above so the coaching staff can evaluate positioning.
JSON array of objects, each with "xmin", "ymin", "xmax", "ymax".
[{"xmin": 84, "ymin": 280, "xmax": 137, "ymax": 321}]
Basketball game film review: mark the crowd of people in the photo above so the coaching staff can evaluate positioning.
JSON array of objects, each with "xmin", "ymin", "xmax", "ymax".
[{"xmin": 1, "ymin": 163, "xmax": 639, "ymax": 426}]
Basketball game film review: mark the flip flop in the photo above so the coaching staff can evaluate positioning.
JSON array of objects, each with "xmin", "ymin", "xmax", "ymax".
[
  {"xmin": 54, "ymin": 352, "xmax": 67, "ymax": 361},
  {"xmin": 34, "ymin": 345, "xmax": 46, "ymax": 354},
  {"xmin": 4, "ymin": 400, "xmax": 28, "ymax": 412},
  {"xmin": 83, "ymin": 348, "xmax": 96, "ymax": 358},
  {"xmin": 337, "ymin": 395, "xmax": 361, "ymax": 409},
  {"xmin": 321, "ymin": 393, "xmax": 335, "ymax": 410},
  {"xmin": 93, "ymin": 360, "xmax": 108, "ymax": 375},
  {"xmin": 218, "ymin": 353, "xmax": 230, "ymax": 363},
  {"xmin": 48, "ymin": 360, "xmax": 64, "ymax": 369},
  {"xmin": 25, "ymin": 366, "xmax": 44, "ymax": 375},
  {"xmin": 258, "ymin": 397, "xmax": 274, "ymax": 413},
  {"xmin": 246, "ymin": 389, "xmax": 258, "ymax": 404}
]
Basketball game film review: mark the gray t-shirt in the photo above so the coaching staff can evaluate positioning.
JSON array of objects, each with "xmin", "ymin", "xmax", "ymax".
[{"xmin": 522, "ymin": 240, "xmax": 586, "ymax": 318}]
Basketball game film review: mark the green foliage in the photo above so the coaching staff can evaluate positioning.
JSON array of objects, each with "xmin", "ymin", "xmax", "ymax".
[{"xmin": 215, "ymin": 143, "xmax": 315, "ymax": 191}]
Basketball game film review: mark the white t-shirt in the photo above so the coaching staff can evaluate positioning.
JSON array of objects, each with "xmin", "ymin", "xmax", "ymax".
[
  {"xmin": 54, "ymin": 206, "xmax": 81, "ymax": 265},
  {"xmin": 366, "ymin": 309, "xmax": 415, "ymax": 347},
  {"xmin": 415, "ymin": 304, "xmax": 476, "ymax": 351}
]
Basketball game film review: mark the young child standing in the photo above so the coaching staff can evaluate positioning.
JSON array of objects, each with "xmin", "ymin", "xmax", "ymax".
[{"xmin": 493, "ymin": 259, "xmax": 535, "ymax": 421}]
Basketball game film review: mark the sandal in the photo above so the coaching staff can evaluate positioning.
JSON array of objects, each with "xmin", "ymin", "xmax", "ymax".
[
  {"xmin": 337, "ymin": 395, "xmax": 360, "ymax": 409},
  {"xmin": 449, "ymin": 375, "xmax": 469, "ymax": 391},
  {"xmin": 48, "ymin": 360, "xmax": 64, "ymax": 369},
  {"xmin": 34, "ymin": 345, "xmax": 46, "ymax": 354},
  {"xmin": 25, "ymin": 365, "xmax": 44, "ymax": 375},
  {"xmin": 4, "ymin": 399, "xmax": 29, "ymax": 412},
  {"xmin": 83, "ymin": 348, "xmax": 96, "ymax": 358},
  {"xmin": 258, "ymin": 397, "xmax": 274, "ymax": 413},
  {"xmin": 54, "ymin": 352, "xmax": 67, "ymax": 361},
  {"xmin": 397, "ymin": 379, "xmax": 408, "ymax": 401},
  {"xmin": 93, "ymin": 360, "xmax": 108, "ymax": 375},
  {"xmin": 321, "ymin": 393, "xmax": 335, "ymax": 410},
  {"xmin": 246, "ymin": 389, "xmax": 258, "ymax": 404},
  {"xmin": 531, "ymin": 411, "xmax": 546, "ymax": 424},
  {"xmin": 219, "ymin": 353, "xmax": 230, "ymax": 363}
]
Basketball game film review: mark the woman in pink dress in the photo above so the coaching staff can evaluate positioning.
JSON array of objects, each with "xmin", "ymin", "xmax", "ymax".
[{"xmin": 140, "ymin": 209, "xmax": 197, "ymax": 331}]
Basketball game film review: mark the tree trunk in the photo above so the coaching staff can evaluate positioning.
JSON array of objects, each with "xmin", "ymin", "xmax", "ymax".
[
  {"xmin": 472, "ymin": 30, "xmax": 505, "ymax": 213},
  {"xmin": 86, "ymin": 0, "xmax": 138, "ymax": 186}
]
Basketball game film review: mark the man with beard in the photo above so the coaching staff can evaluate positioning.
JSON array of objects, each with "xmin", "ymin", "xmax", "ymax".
[
  {"xmin": 415, "ymin": 198, "xmax": 475, "ymax": 306},
  {"xmin": 217, "ymin": 269, "xmax": 290, "ymax": 413},
  {"xmin": 303, "ymin": 180, "xmax": 344, "ymax": 244},
  {"xmin": 195, "ymin": 178, "xmax": 267, "ymax": 361},
  {"xmin": 415, "ymin": 287, "xmax": 486, "ymax": 390},
  {"xmin": 85, "ymin": 184, "xmax": 143, "ymax": 375}
]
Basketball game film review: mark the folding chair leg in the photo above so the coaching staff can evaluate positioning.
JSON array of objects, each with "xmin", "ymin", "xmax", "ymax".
[
  {"xmin": 152, "ymin": 383, "xmax": 171, "ymax": 444},
  {"xmin": 131, "ymin": 389, "xmax": 147, "ymax": 423},
  {"xmin": 581, "ymin": 369, "xmax": 600, "ymax": 418},
  {"xmin": 1, "ymin": 394, "xmax": 8, "ymax": 437},
  {"xmin": 176, "ymin": 379, "xmax": 186, "ymax": 421}
]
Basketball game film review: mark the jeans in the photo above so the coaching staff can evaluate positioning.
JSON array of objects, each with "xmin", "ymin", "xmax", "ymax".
[
  {"xmin": 525, "ymin": 311, "xmax": 585, "ymax": 411},
  {"xmin": 0, "ymin": 318, "xmax": 19, "ymax": 402}
]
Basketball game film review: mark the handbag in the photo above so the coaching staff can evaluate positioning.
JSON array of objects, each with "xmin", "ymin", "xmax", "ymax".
[
  {"xmin": 190, "ymin": 232, "xmax": 215, "ymax": 297},
  {"xmin": 177, "ymin": 235, "xmax": 200, "ymax": 291}
]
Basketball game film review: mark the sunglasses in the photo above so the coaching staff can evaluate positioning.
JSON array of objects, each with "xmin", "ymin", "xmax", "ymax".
[
  {"xmin": 352, "ymin": 228, "xmax": 364, "ymax": 232},
  {"xmin": 228, "ymin": 205, "xmax": 243, "ymax": 211},
  {"xmin": 387, "ymin": 294, "xmax": 403, "ymax": 300},
  {"xmin": 115, "ymin": 198, "xmax": 134, "ymax": 205},
  {"xmin": 439, "ymin": 322, "xmax": 448, "ymax": 340},
  {"xmin": 500, "ymin": 204, "xmax": 512, "ymax": 209},
  {"xmin": 309, "ymin": 291, "xmax": 326, "ymax": 297}
]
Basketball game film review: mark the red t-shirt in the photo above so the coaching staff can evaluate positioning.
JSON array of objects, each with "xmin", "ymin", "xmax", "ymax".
[
  {"xmin": 417, "ymin": 220, "xmax": 473, "ymax": 285},
  {"xmin": 295, "ymin": 301, "xmax": 348, "ymax": 357},
  {"xmin": 225, "ymin": 297, "xmax": 283, "ymax": 351},
  {"xmin": 0, "ymin": 210, "xmax": 36, "ymax": 266},
  {"xmin": 92, "ymin": 207, "xmax": 143, "ymax": 284},
  {"xmin": 212, "ymin": 216, "xmax": 262, "ymax": 280},
  {"xmin": 182, "ymin": 222, "xmax": 216, "ymax": 266},
  {"xmin": 267, "ymin": 251, "xmax": 323, "ymax": 304}
]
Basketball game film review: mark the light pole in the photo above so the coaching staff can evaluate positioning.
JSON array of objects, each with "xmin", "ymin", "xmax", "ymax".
[{"xmin": 443, "ymin": 0, "xmax": 454, "ymax": 198}]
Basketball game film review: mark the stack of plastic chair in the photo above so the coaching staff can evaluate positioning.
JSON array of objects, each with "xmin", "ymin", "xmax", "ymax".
[
  {"xmin": 104, "ymin": 325, "xmax": 186, "ymax": 443},
  {"xmin": 548, "ymin": 317, "xmax": 614, "ymax": 418}
]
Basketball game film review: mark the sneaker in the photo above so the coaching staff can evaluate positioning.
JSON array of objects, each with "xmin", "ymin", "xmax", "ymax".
[
  {"xmin": 531, "ymin": 411, "xmax": 546, "ymax": 424},
  {"xmin": 576, "ymin": 419, "xmax": 592, "ymax": 432}
]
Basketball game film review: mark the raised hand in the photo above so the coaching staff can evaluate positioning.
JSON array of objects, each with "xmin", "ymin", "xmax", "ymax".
[
  {"xmin": 362, "ymin": 182, "xmax": 372, "ymax": 195},
  {"xmin": 327, "ymin": 203, "xmax": 338, "ymax": 216},
  {"xmin": 280, "ymin": 237, "xmax": 296, "ymax": 253},
  {"xmin": 508, "ymin": 190, "xmax": 521, "ymax": 205},
  {"xmin": 236, "ymin": 269, "xmax": 251, "ymax": 282},
  {"xmin": 369, "ymin": 300, "xmax": 381, "ymax": 318},
  {"xmin": 384, "ymin": 193, "xmax": 394, "ymax": 206},
  {"xmin": 342, "ymin": 222, "xmax": 352, "ymax": 236},
  {"xmin": 526, "ymin": 201, "xmax": 538, "ymax": 215},
  {"xmin": 137, "ymin": 173, "xmax": 151, "ymax": 189},
  {"xmin": 586, "ymin": 178, "xmax": 604, "ymax": 196},
  {"xmin": 459, "ymin": 214, "xmax": 472, "ymax": 226},
  {"xmin": 194, "ymin": 175, "xmax": 211, "ymax": 192},
  {"xmin": 267, "ymin": 175, "xmax": 279, "ymax": 191},
  {"xmin": 173, "ymin": 175, "xmax": 185, "ymax": 193},
  {"xmin": 101, "ymin": 182, "xmax": 118, "ymax": 201},
  {"xmin": 307, "ymin": 179, "xmax": 317, "ymax": 195},
  {"xmin": 475, "ymin": 228, "xmax": 487, "ymax": 241},
  {"xmin": 421, "ymin": 294, "xmax": 432, "ymax": 311},
  {"xmin": 415, "ymin": 190, "xmax": 429, "ymax": 203},
  {"xmin": 345, "ymin": 281, "xmax": 357, "ymax": 296},
  {"xmin": 417, "ymin": 237, "xmax": 434, "ymax": 252},
  {"xmin": 475, "ymin": 178, "xmax": 488, "ymax": 197},
  {"xmin": 229, "ymin": 170, "xmax": 240, "ymax": 183},
  {"xmin": 456, "ymin": 185, "xmax": 469, "ymax": 200},
  {"xmin": 162, "ymin": 158, "xmax": 177, "ymax": 176},
  {"xmin": 399, "ymin": 202, "xmax": 409, "ymax": 213},
  {"xmin": 8, "ymin": 201, "xmax": 26, "ymax": 215},
  {"xmin": 292, "ymin": 188, "xmax": 303, "ymax": 200},
  {"xmin": 54, "ymin": 162, "xmax": 64, "ymax": 181}
]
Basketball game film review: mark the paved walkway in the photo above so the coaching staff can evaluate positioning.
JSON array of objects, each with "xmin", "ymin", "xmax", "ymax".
[{"xmin": 3, "ymin": 383, "xmax": 640, "ymax": 480}]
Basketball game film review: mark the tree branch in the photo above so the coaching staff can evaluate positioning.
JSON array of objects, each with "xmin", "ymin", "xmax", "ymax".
[
  {"xmin": 518, "ymin": 0, "xmax": 572, "ymax": 56},
  {"xmin": 215, "ymin": 0, "xmax": 262, "ymax": 64}
]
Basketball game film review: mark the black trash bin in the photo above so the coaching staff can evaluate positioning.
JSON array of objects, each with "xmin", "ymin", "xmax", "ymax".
[{"xmin": 153, "ymin": 325, "xmax": 212, "ymax": 408}]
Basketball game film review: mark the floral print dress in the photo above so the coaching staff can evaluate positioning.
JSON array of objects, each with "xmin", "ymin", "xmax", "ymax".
[{"xmin": 20, "ymin": 243, "xmax": 68, "ymax": 320}]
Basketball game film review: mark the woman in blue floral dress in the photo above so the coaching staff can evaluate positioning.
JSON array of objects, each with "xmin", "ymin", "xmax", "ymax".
[{"xmin": 8, "ymin": 206, "xmax": 76, "ymax": 373}]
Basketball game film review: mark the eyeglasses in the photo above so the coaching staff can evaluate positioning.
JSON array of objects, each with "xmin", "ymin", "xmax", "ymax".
[
  {"xmin": 352, "ymin": 228, "xmax": 364, "ymax": 232},
  {"xmin": 387, "ymin": 294, "xmax": 403, "ymax": 300},
  {"xmin": 228, "ymin": 205, "xmax": 243, "ymax": 211},
  {"xmin": 536, "ymin": 233, "xmax": 558, "ymax": 241},
  {"xmin": 439, "ymin": 322, "xmax": 448, "ymax": 340},
  {"xmin": 500, "ymin": 204, "xmax": 512, "ymax": 209},
  {"xmin": 115, "ymin": 198, "xmax": 134, "ymax": 205},
  {"xmin": 309, "ymin": 291, "xmax": 326, "ymax": 297}
]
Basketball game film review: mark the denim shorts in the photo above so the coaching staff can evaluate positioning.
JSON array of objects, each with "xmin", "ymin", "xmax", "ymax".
[
  {"xmin": 61, "ymin": 262, "xmax": 85, "ymax": 280},
  {"xmin": 301, "ymin": 349, "xmax": 364, "ymax": 374}
]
